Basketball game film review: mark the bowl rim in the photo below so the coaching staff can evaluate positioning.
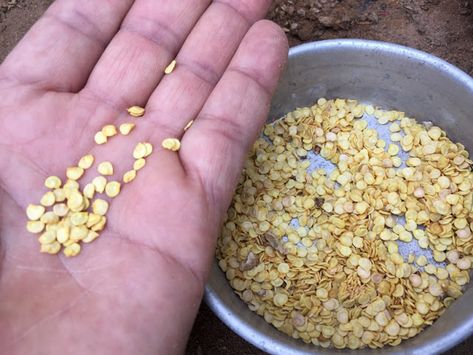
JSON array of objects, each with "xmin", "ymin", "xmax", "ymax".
[{"xmin": 204, "ymin": 38, "xmax": 473, "ymax": 355}]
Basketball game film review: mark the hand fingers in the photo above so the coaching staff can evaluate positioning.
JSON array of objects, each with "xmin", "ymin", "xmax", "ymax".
[
  {"xmin": 181, "ymin": 20, "xmax": 288, "ymax": 211},
  {"xmin": 144, "ymin": 0, "xmax": 272, "ymax": 136},
  {"xmin": 82, "ymin": 0, "xmax": 211, "ymax": 108},
  {"xmin": 0, "ymin": 0, "xmax": 134, "ymax": 92}
]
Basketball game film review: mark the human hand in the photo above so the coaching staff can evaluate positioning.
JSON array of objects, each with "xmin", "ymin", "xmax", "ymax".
[{"xmin": 0, "ymin": 1, "xmax": 287, "ymax": 354}]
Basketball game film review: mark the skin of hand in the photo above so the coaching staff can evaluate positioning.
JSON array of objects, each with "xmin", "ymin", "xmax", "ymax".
[{"xmin": 0, "ymin": 0, "xmax": 287, "ymax": 354}]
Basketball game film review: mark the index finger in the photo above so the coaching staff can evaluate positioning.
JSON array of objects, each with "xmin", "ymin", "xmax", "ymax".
[{"xmin": 0, "ymin": 0, "xmax": 134, "ymax": 92}]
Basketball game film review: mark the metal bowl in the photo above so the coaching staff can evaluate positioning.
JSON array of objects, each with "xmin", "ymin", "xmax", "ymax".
[{"xmin": 205, "ymin": 39, "xmax": 473, "ymax": 355}]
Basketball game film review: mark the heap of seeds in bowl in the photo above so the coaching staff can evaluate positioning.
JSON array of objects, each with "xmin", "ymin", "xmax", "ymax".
[{"xmin": 216, "ymin": 98, "xmax": 473, "ymax": 349}]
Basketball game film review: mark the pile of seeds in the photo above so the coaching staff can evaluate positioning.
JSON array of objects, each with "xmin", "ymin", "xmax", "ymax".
[
  {"xmin": 25, "ymin": 108, "xmax": 154, "ymax": 257},
  {"xmin": 216, "ymin": 98, "xmax": 473, "ymax": 349},
  {"xmin": 25, "ymin": 59, "xmax": 187, "ymax": 257}
]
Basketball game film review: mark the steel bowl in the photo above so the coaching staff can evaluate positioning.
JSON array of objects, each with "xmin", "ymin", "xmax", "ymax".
[{"xmin": 205, "ymin": 39, "xmax": 473, "ymax": 355}]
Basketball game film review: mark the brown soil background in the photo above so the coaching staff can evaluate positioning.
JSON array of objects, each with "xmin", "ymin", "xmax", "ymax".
[{"xmin": 1, "ymin": 0, "xmax": 472, "ymax": 354}]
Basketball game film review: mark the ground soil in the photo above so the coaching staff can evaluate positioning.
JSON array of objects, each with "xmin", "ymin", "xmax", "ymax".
[
  {"xmin": 1, "ymin": 1, "xmax": 472, "ymax": 354},
  {"xmin": 268, "ymin": 0, "xmax": 473, "ymax": 75}
]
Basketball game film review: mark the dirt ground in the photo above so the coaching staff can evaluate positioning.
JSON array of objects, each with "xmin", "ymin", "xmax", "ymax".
[
  {"xmin": 268, "ymin": 0, "xmax": 473, "ymax": 75},
  {"xmin": 1, "ymin": 1, "xmax": 473, "ymax": 354}
]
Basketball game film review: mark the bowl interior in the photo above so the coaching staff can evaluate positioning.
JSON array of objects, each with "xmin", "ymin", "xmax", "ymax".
[{"xmin": 205, "ymin": 39, "xmax": 473, "ymax": 355}]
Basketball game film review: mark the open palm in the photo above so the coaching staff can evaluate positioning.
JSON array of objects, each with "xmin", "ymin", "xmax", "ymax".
[{"xmin": 0, "ymin": 1, "xmax": 287, "ymax": 353}]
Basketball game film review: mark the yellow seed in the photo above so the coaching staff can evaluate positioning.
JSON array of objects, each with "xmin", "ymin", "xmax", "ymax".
[
  {"xmin": 184, "ymin": 120, "xmax": 194, "ymax": 131},
  {"xmin": 162, "ymin": 138, "xmax": 181, "ymax": 152},
  {"xmin": 423, "ymin": 144, "xmax": 436, "ymax": 155},
  {"xmin": 357, "ymin": 266, "xmax": 371, "ymax": 279},
  {"xmin": 133, "ymin": 158, "xmax": 146, "ymax": 171},
  {"xmin": 94, "ymin": 131, "xmax": 107, "ymax": 145},
  {"xmin": 105, "ymin": 181, "xmax": 121, "ymax": 198},
  {"xmin": 303, "ymin": 199, "xmax": 315, "ymax": 209},
  {"xmin": 409, "ymin": 274, "xmax": 422, "ymax": 288},
  {"xmin": 123, "ymin": 170, "xmax": 137, "ymax": 183},
  {"xmin": 26, "ymin": 220, "xmax": 45, "ymax": 234},
  {"xmin": 144, "ymin": 142, "xmax": 153, "ymax": 157},
  {"xmin": 43, "ymin": 241, "xmax": 61, "ymax": 255},
  {"xmin": 92, "ymin": 176, "xmax": 107, "ymax": 193},
  {"xmin": 336, "ymin": 309, "xmax": 349, "ymax": 324},
  {"xmin": 127, "ymin": 105, "xmax": 145, "ymax": 117},
  {"xmin": 457, "ymin": 258, "xmax": 471, "ymax": 270},
  {"xmin": 83, "ymin": 183, "xmax": 95, "ymax": 199},
  {"xmin": 97, "ymin": 161, "xmax": 114, "ymax": 176},
  {"xmin": 67, "ymin": 191, "xmax": 85, "ymax": 212},
  {"xmin": 40, "ymin": 191, "xmax": 56, "ymax": 207},
  {"xmin": 416, "ymin": 255, "xmax": 428, "ymax": 266},
  {"xmin": 273, "ymin": 293, "xmax": 288, "ymax": 307},
  {"xmin": 91, "ymin": 216, "xmax": 107, "ymax": 232},
  {"xmin": 278, "ymin": 263, "xmax": 290, "ymax": 274},
  {"xmin": 316, "ymin": 288, "xmax": 328, "ymax": 299},
  {"xmin": 92, "ymin": 199, "xmax": 109, "ymax": 216},
  {"xmin": 66, "ymin": 166, "xmax": 84, "ymax": 181},
  {"xmin": 433, "ymin": 251, "xmax": 446, "ymax": 263},
  {"xmin": 416, "ymin": 302, "xmax": 429, "ymax": 315},
  {"xmin": 413, "ymin": 187, "xmax": 425, "ymax": 198},
  {"xmin": 359, "ymin": 258, "xmax": 372, "ymax": 271},
  {"xmin": 57, "ymin": 226, "xmax": 70, "ymax": 244},
  {"xmin": 437, "ymin": 176, "xmax": 450, "ymax": 189},
  {"xmin": 399, "ymin": 230, "xmax": 412, "ymax": 242},
  {"xmin": 387, "ymin": 144, "xmax": 399, "ymax": 156},
  {"xmin": 40, "ymin": 211, "xmax": 59, "ymax": 224},
  {"xmin": 26, "ymin": 204, "xmax": 45, "ymax": 221},
  {"xmin": 63, "ymin": 180, "xmax": 79, "ymax": 197},
  {"xmin": 446, "ymin": 194, "xmax": 460, "ymax": 205},
  {"xmin": 428, "ymin": 127, "xmax": 442, "ymax": 140},
  {"xmin": 133, "ymin": 143, "xmax": 147, "ymax": 159},
  {"xmin": 71, "ymin": 212, "xmax": 88, "ymax": 226},
  {"xmin": 352, "ymin": 236, "xmax": 363, "ymax": 248},
  {"xmin": 53, "ymin": 188, "xmax": 66, "ymax": 202},
  {"xmin": 63, "ymin": 242, "xmax": 81, "ymax": 257},
  {"xmin": 78, "ymin": 154, "xmax": 95, "ymax": 169},
  {"xmin": 453, "ymin": 218, "xmax": 467, "ymax": 229},
  {"xmin": 365, "ymin": 105, "xmax": 375, "ymax": 115},
  {"xmin": 62, "ymin": 239, "xmax": 75, "ymax": 247},
  {"xmin": 119, "ymin": 122, "xmax": 135, "ymax": 135},
  {"xmin": 457, "ymin": 228, "xmax": 471, "ymax": 239},
  {"xmin": 452, "ymin": 155, "xmax": 465, "ymax": 165},
  {"xmin": 101, "ymin": 124, "xmax": 117, "ymax": 137},
  {"xmin": 436, "ymin": 268, "xmax": 449, "ymax": 280},
  {"xmin": 418, "ymin": 237, "xmax": 429, "ymax": 249},
  {"xmin": 70, "ymin": 226, "xmax": 88, "ymax": 241},
  {"xmin": 429, "ymin": 283, "xmax": 443, "ymax": 297},
  {"xmin": 425, "ymin": 264, "xmax": 437, "ymax": 274},
  {"xmin": 164, "ymin": 59, "xmax": 177, "ymax": 74},
  {"xmin": 355, "ymin": 201, "xmax": 369, "ymax": 214},
  {"xmin": 389, "ymin": 123, "xmax": 401, "ymax": 132},
  {"xmin": 446, "ymin": 250, "xmax": 460, "ymax": 264},
  {"xmin": 339, "ymin": 245, "xmax": 352, "ymax": 257},
  {"xmin": 385, "ymin": 320, "xmax": 400, "ymax": 336},
  {"xmin": 392, "ymin": 156, "xmax": 402, "ymax": 167},
  {"xmin": 44, "ymin": 176, "xmax": 62, "ymax": 189},
  {"xmin": 391, "ymin": 253, "xmax": 404, "ymax": 265},
  {"xmin": 86, "ymin": 213, "xmax": 101, "ymax": 228},
  {"xmin": 53, "ymin": 203, "xmax": 69, "ymax": 217},
  {"xmin": 39, "ymin": 230, "xmax": 56, "ymax": 244},
  {"xmin": 83, "ymin": 230, "xmax": 99, "ymax": 243}
]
